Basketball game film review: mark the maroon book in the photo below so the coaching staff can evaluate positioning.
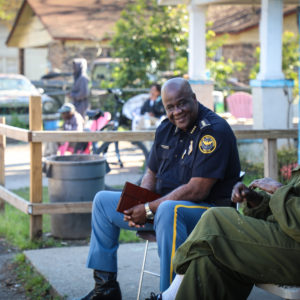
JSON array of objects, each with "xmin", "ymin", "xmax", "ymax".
[{"xmin": 116, "ymin": 182, "xmax": 161, "ymax": 213}]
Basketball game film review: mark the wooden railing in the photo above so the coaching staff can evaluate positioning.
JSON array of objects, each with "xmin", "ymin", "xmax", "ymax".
[{"xmin": 0, "ymin": 97, "xmax": 298, "ymax": 240}]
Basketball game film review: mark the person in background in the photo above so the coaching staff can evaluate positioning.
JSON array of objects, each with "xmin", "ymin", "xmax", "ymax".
[
  {"xmin": 58, "ymin": 103, "xmax": 86, "ymax": 153},
  {"xmin": 59, "ymin": 103, "xmax": 84, "ymax": 131},
  {"xmin": 69, "ymin": 58, "xmax": 90, "ymax": 118},
  {"xmin": 140, "ymin": 83, "xmax": 165, "ymax": 118},
  {"xmin": 135, "ymin": 84, "xmax": 165, "ymax": 130}
]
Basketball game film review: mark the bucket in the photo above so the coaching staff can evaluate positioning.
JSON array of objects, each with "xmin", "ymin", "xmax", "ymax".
[{"xmin": 43, "ymin": 119, "xmax": 59, "ymax": 130}]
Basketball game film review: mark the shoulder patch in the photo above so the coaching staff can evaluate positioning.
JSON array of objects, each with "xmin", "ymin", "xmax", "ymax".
[{"xmin": 199, "ymin": 135, "xmax": 216, "ymax": 154}]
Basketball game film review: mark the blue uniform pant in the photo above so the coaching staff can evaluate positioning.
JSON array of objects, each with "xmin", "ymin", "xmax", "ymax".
[{"xmin": 86, "ymin": 191, "xmax": 212, "ymax": 291}]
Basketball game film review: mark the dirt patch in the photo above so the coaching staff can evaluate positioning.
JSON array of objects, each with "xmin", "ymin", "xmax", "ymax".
[{"xmin": 0, "ymin": 238, "xmax": 28, "ymax": 300}]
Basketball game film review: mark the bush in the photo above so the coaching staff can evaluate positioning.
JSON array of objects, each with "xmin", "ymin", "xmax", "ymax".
[
  {"xmin": 9, "ymin": 113, "xmax": 29, "ymax": 129},
  {"xmin": 240, "ymin": 158, "xmax": 264, "ymax": 186},
  {"xmin": 240, "ymin": 146, "xmax": 298, "ymax": 185},
  {"xmin": 277, "ymin": 146, "xmax": 298, "ymax": 184}
]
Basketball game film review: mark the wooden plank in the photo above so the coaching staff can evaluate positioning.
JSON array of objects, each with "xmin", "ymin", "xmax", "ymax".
[
  {"xmin": 30, "ymin": 129, "xmax": 297, "ymax": 143},
  {"xmin": 264, "ymin": 139, "xmax": 278, "ymax": 180},
  {"xmin": 0, "ymin": 186, "xmax": 29, "ymax": 214},
  {"xmin": 31, "ymin": 130, "xmax": 156, "ymax": 142},
  {"xmin": 0, "ymin": 117, "xmax": 6, "ymax": 210},
  {"xmin": 0, "ymin": 123, "xmax": 29, "ymax": 142},
  {"xmin": 234, "ymin": 129, "xmax": 297, "ymax": 140},
  {"xmin": 29, "ymin": 202, "xmax": 93, "ymax": 215},
  {"xmin": 29, "ymin": 96, "xmax": 43, "ymax": 239}
]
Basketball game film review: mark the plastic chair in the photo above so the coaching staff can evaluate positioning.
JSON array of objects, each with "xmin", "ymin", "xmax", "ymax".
[
  {"xmin": 226, "ymin": 92, "xmax": 253, "ymax": 119},
  {"xmin": 136, "ymin": 231, "xmax": 159, "ymax": 300}
]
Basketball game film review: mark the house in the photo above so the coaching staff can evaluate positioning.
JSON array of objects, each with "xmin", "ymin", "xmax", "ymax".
[
  {"xmin": 207, "ymin": 4, "xmax": 298, "ymax": 83},
  {"xmin": 0, "ymin": 22, "xmax": 18, "ymax": 74},
  {"xmin": 6, "ymin": 0, "xmax": 130, "ymax": 80},
  {"xmin": 6, "ymin": 1, "xmax": 298, "ymax": 83}
]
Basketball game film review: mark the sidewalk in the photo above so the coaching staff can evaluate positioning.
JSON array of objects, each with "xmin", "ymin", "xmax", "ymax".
[
  {"xmin": 23, "ymin": 245, "xmax": 281, "ymax": 300},
  {"xmin": 5, "ymin": 142, "xmax": 281, "ymax": 300},
  {"xmin": 24, "ymin": 243, "xmax": 160, "ymax": 300}
]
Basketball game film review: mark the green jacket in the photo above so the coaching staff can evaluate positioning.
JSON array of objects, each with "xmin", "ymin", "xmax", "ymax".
[
  {"xmin": 173, "ymin": 167, "xmax": 300, "ymax": 289},
  {"xmin": 244, "ymin": 165, "xmax": 300, "ymax": 243}
]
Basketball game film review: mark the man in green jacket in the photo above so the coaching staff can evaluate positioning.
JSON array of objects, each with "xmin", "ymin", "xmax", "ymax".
[{"xmin": 146, "ymin": 167, "xmax": 300, "ymax": 300}]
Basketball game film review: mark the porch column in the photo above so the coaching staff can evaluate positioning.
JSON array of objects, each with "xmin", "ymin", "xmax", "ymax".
[
  {"xmin": 188, "ymin": 4, "xmax": 214, "ymax": 110},
  {"xmin": 251, "ymin": 0, "xmax": 293, "ymax": 130},
  {"xmin": 257, "ymin": 0, "xmax": 284, "ymax": 80}
]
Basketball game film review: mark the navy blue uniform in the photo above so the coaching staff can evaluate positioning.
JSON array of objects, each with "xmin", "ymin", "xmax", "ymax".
[
  {"xmin": 86, "ymin": 102, "xmax": 240, "ymax": 292},
  {"xmin": 148, "ymin": 102, "xmax": 240, "ymax": 204}
]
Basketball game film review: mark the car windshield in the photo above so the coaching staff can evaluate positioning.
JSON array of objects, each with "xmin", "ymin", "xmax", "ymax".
[
  {"xmin": 91, "ymin": 63, "xmax": 119, "ymax": 82},
  {"xmin": 0, "ymin": 77, "xmax": 36, "ymax": 92}
]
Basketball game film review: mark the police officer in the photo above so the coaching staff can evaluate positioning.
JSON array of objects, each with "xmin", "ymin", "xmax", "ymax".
[{"xmin": 77, "ymin": 78, "xmax": 240, "ymax": 300}]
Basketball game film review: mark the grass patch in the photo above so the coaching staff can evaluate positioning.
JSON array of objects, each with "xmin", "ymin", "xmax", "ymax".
[
  {"xmin": 0, "ymin": 187, "xmax": 141, "ymax": 249},
  {"xmin": 0, "ymin": 187, "xmax": 59, "ymax": 250},
  {"xmin": 14, "ymin": 253, "xmax": 63, "ymax": 300},
  {"xmin": 119, "ymin": 228, "xmax": 140, "ymax": 243}
]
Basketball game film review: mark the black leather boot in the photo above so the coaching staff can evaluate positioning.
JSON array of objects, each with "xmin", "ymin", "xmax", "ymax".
[{"xmin": 77, "ymin": 270, "xmax": 122, "ymax": 300}]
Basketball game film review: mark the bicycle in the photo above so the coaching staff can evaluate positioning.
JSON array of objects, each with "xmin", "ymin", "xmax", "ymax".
[{"xmin": 90, "ymin": 88, "xmax": 149, "ymax": 191}]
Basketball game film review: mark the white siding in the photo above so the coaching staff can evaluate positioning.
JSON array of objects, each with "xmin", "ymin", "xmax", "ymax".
[
  {"xmin": 0, "ymin": 24, "xmax": 18, "ymax": 73},
  {"xmin": 25, "ymin": 48, "xmax": 49, "ymax": 80}
]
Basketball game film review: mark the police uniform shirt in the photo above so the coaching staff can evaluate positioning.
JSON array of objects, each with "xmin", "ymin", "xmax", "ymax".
[{"xmin": 147, "ymin": 102, "xmax": 240, "ymax": 204}]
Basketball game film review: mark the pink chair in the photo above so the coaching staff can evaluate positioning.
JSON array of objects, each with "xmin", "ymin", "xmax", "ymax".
[
  {"xmin": 58, "ymin": 142, "xmax": 74, "ymax": 155},
  {"xmin": 90, "ymin": 111, "xmax": 111, "ymax": 131},
  {"xmin": 226, "ymin": 92, "xmax": 253, "ymax": 119}
]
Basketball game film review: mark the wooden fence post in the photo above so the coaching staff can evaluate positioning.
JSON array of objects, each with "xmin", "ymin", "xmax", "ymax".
[
  {"xmin": 29, "ymin": 96, "xmax": 43, "ymax": 239},
  {"xmin": 263, "ymin": 138, "xmax": 278, "ymax": 180},
  {"xmin": 0, "ymin": 117, "xmax": 6, "ymax": 211}
]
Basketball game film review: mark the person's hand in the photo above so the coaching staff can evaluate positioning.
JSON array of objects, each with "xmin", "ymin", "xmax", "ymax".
[
  {"xmin": 123, "ymin": 204, "xmax": 147, "ymax": 228},
  {"xmin": 231, "ymin": 182, "xmax": 262, "ymax": 208},
  {"xmin": 249, "ymin": 178, "xmax": 283, "ymax": 194},
  {"xmin": 231, "ymin": 182, "xmax": 250, "ymax": 203}
]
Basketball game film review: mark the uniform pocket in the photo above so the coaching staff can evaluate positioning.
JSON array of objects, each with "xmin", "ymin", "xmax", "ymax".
[{"xmin": 179, "ymin": 157, "xmax": 193, "ymax": 184}]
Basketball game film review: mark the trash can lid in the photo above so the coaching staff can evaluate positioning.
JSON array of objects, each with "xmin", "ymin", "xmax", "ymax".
[{"xmin": 44, "ymin": 154, "xmax": 106, "ymax": 166}]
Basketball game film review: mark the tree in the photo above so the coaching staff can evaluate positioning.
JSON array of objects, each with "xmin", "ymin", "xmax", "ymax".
[
  {"xmin": 206, "ymin": 27, "xmax": 244, "ymax": 90},
  {"xmin": 108, "ymin": 0, "xmax": 188, "ymax": 88},
  {"xmin": 107, "ymin": 0, "xmax": 244, "ymax": 90},
  {"xmin": 0, "ymin": 0, "xmax": 22, "ymax": 24}
]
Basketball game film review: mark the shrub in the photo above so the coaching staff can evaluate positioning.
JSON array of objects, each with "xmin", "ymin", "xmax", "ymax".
[
  {"xmin": 277, "ymin": 146, "xmax": 298, "ymax": 184},
  {"xmin": 241, "ymin": 146, "xmax": 298, "ymax": 186}
]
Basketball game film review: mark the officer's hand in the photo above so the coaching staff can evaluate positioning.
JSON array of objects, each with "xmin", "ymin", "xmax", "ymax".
[
  {"xmin": 231, "ymin": 182, "xmax": 249, "ymax": 203},
  {"xmin": 123, "ymin": 204, "xmax": 147, "ymax": 228},
  {"xmin": 249, "ymin": 178, "xmax": 283, "ymax": 194}
]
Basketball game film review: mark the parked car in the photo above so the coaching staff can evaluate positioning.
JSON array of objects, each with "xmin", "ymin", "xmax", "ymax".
[
  {"xmin": 90, "ymin": 57, "xmax": 121, "ymax": 89},
  {"xmin": 32, "ymin": 71, "xmax": 73, "ymax": 107},
  {"xmin": 0, "ymin": 74, "xmax": 60, "ymax": 125}
]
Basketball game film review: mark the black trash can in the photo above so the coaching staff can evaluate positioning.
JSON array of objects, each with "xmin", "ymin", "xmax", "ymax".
[{"xmin": 44, "ymin": 154, "xmax": 106, "ymax": 239}]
